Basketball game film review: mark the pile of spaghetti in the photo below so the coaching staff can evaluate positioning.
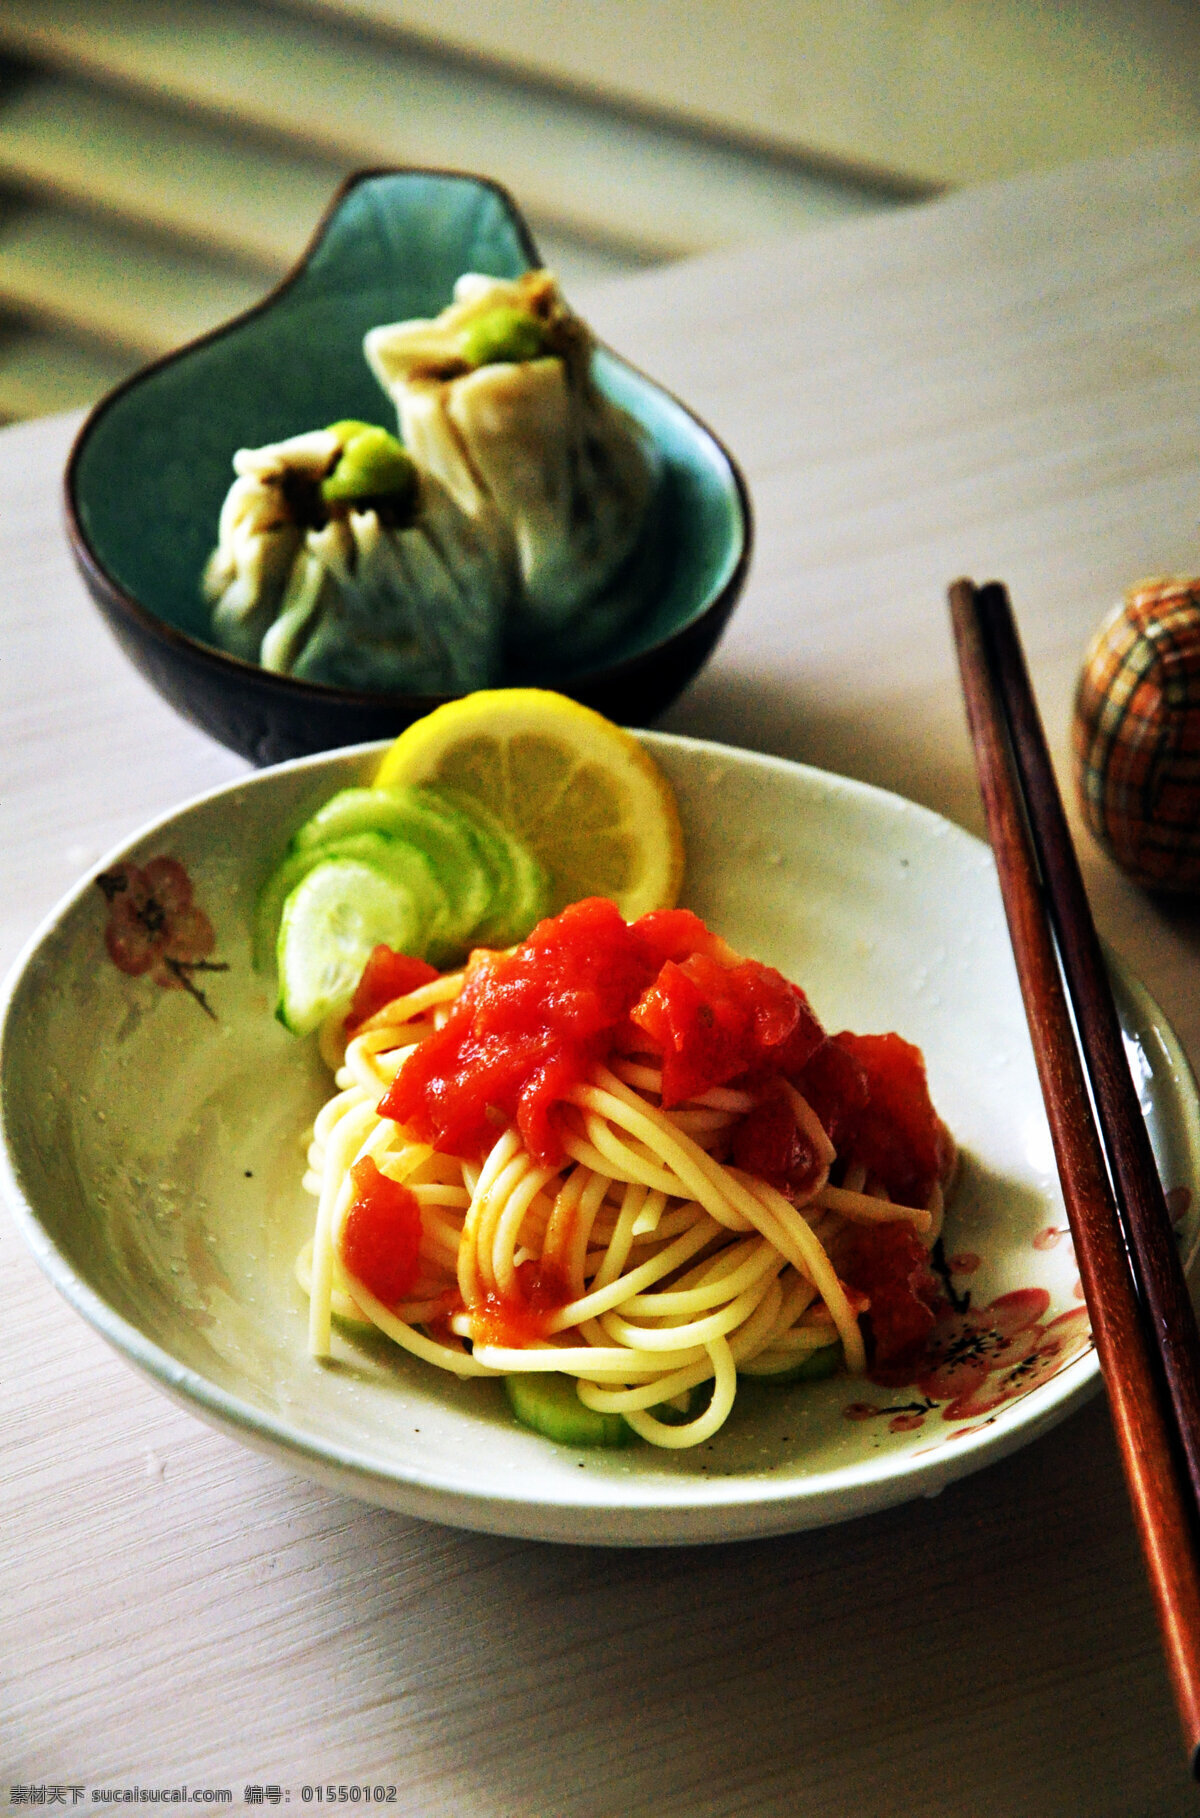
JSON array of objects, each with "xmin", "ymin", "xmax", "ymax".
[{"xmin": 299, "ymin": 897, "xmax": 954, "ymax": 1449}]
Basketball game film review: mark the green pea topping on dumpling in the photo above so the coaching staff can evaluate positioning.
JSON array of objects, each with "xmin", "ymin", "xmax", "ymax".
[
  {"xmin": 325, "ymin": 419, "xmax": 377, "ymax": 441},
  {"xmin": 458, "ymin": 306, "xmax": 548, "ymax": 369},
  {"xmin": 320, "ymin": 424, "xmax": 417, "ymax": 511}
]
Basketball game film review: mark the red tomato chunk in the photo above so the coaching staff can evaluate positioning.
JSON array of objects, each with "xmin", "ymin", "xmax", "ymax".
[
  {"xmin": 836, "ymin": 1219, "xmax": 941, "ymax": 1366},
  {"xmin": 345, "ymin": 945, "xmax": 439, "ymax": 1033},
  {"xmin": 382, "ymin": 898, "xmax": 665, "ymax": 1166},
  {"xmin": 340, "ymin": 1155, "xmax": 422, "ymax": 1305},
  {"xmin": 793, "ymin": 1037, "xmax": 870, "ymax": 1147},
  {"xmin": 472, "ymin": 1259, "xmax": 574, "ymax": 1348},
  {"xmin": 378, "ymin": 899, "xmax": 946, "ymax": 1222},
  {"xmin": 834, "ymin": 1031, "xmax": 947, "ymax": 1208},
  {"xmin": 630, "ymin": 952, "xmax": 824, "ymax": 1106},
  {"xmin": 730, "ymin": 1078, "xmax": 824, "ymax": 1203}
]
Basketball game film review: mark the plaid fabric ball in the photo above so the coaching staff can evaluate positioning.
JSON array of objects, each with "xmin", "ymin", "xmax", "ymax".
[{"xmin": 1073, "ymin": 576, "xmax": 1200, "ymax": 892}]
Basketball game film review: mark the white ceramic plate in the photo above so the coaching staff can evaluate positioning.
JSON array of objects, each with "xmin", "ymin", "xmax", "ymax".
[{"xmin": 3, "ymin": 734, "xmax": 1198, "ymax": 1545}]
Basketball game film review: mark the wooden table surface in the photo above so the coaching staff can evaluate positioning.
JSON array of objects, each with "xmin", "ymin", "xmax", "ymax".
[{"xmin": 4, "ymin": 141, "xmax": 1200, "ymax": 1815}]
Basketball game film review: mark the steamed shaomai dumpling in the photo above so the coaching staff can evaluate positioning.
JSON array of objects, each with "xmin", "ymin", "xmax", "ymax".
[
  {"xmin": 364, "ymin": 271, "xmax": 661, "ymax": 645},
  {"xmin": 203, "ymin": 420, "xmax": 511, "ymax": 692}
]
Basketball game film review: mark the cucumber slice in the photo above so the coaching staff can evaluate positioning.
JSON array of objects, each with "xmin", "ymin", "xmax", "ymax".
[
  {"xmin": 747, "ymin": 1343, "xmax": 843, "ymax": 1385},
  {"xmin": 647, "ymin": 1387, "xmax": 705, "ymax": 1425},
  {"xmin": 433, "ymin": 785, "xmax": 550, "ymax": 949},
  {"xmin": 290, "ymin": 784, "xmax": 461, "ymax": 854},
  {"xmin": 254, "ymin": 831, "xmax": 447, "ymax": 973},
  {"xmin": 429, "ymin": 787, "xmax": 516, "ymax": 945},
  {"xmin": 505, "ymin": 1373, "xmax": 632, "ymax": 1448},
  {"xmin": 256, "ymin": 849, "xmax": 317, "ymax": 974},
  {"xmin": 276, "ymin": 858, "xmax": 428, "ymax": 1035},
  {"xmin": 288, "ymin": 785, "xmax": 494, "ymax": 960},
  {"xmin": 259, "ymin": 780, "xmax": 551, "ymax": 1023}
]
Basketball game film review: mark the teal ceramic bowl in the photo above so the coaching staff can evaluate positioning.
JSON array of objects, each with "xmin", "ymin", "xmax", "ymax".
[{"xmin": 65, "ymin": 169, "xmax": 751, "ymax": 765}]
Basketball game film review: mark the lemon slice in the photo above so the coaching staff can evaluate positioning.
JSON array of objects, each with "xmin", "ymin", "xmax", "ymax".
[{"xmin": 375, "ymin": 689, "xmax": 684, "ymax": 918}]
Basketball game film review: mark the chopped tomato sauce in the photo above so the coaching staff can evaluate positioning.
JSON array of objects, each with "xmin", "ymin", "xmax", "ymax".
[
  {"xmin": 340, "ymin": 1155, "xmax": 422, "ymax": 1305},
  {"xmin": 375, "ymin": 897, "xmax": 946, "ymax": 1241},
  {"xmin": 834, "ymin": 1031, "xmax": 946, "ymax": 1207},
  {"xmin": 422, "ymin": 1287, "xmax": 466, "ymax": 1347},
  {"xmin": 730, "ymin": 1078, "xmax": 824, "ymax": 1203},
  {"xmin": 793, "ymin": 1036, "xmax": 870, "ymax": 1146},
  {"xmin": 628, "ymin": 907, "xmax": 731, "ymax": 967},
  {"xmin": 471, "ymin": 1259, "xmax": 574, "ymax": 1348},
  {"xmin": 836, "ymin": 1219, "xmax": 942, "ymax": 1366},
  {"xmin": 345, "ymin": 945, "xmax": 439, "ymax": 1033},
  {"xmin": 630, "ymin": 953, "xmax": 824, "ymax": 1106},
  {"xmin": 382, "ymin": 898, "xmax": 666, "ymax": 1165}
]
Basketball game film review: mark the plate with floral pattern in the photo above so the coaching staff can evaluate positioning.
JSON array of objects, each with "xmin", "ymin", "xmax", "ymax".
[{"xmin": 2, "ymin": 733, "xmax": 1197, "ymax": 1544}]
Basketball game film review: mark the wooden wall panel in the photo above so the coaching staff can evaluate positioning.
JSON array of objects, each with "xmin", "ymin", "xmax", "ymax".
[{"xmin": 283, "ymin": 0, "xmax": 1200, "ymax": 187}]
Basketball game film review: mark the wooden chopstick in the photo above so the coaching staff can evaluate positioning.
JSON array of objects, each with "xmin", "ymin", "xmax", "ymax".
[
  {"xmin": 977, "ymin": 584, "xmax": 1200, "ymax": 1503},
  {"xmin": 949, "ymin": 577, "xmax": 1200, "ymax": 1774}
]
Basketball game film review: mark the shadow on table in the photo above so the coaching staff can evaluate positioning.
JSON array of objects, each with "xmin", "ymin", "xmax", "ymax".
[
  {"xmin": 306, "ymin": 1393, "xmax": 1188, "ymax": 1818},
  {"xmin": 660, "ymin": 667, "xmax": 987, "ymax": 838}
]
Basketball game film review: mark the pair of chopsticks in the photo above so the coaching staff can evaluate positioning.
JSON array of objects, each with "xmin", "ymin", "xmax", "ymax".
[{"xmin": 949, "ymin": 579, "xmax": 1200, "ymax": 1775}]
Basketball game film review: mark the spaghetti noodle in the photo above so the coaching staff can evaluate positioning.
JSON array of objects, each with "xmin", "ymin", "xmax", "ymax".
[{"xmin": 297, "ymin": 899, "xmax": 952, "ymax": 1450}]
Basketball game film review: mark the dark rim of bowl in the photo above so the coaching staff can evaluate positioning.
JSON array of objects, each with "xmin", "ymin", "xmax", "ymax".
[{"xmin": 63, "ymin": 164, "xmax": 754, "ymax": 720}]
